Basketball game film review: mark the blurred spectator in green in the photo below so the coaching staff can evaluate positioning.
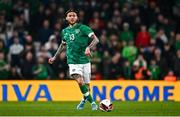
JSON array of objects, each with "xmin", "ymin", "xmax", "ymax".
[
  {"xmin": 26, "ymin": 0, "xmax": 40, "ymax": 15},
  {"xmin": 122, "ymin": 40, "xmax": 138, "ymax": 64},
  {"xmin": 0, "ymin": 0, "xmax": 11, "ymax": 10},
  {"xmin": 33, "ymin": 56, "xmax": 49, "ymax": 80},
  {"xmin": 148, "ymin": 24, "xmax": 157, "ymax": 39},
  {"xmin": 149, "ymin": 59, "xmax": 161, "ymax": 80},
  {"xmin": 0, "ymin": 39, "xmax": 8, "ymax": 56},
  {"xmin": 0, "ymin": 51, "xmax": 10, "ymax": 79},
  {"xmin": 119, "ymin": 22, "xmax": 134, "ymax": 42},
  {"xmin": 0, "ymin": 0, "xmax": 13, "ymax": 18},
  {"xmin": 174, "ymin": 33, "xmax": 180, "ymax": 51}
]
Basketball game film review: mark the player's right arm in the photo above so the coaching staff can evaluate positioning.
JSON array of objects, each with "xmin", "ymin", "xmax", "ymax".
[
  {"xmin": 48, "ymin": 41, "xmax": 66, "ymax": 64},
  {"xmin": 48, "ymin": 30, "xmax": 66, "ymax": 64}
]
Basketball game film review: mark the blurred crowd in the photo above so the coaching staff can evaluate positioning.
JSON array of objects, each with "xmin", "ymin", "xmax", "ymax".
[{"xmin": 0, "ymin": 0, "xmax": 180, "ymax": 80}]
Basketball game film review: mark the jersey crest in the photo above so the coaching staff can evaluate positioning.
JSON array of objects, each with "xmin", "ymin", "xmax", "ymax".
[{"xmin": 75, "ymin": 29, "xmax": 80, "ymax": 34}]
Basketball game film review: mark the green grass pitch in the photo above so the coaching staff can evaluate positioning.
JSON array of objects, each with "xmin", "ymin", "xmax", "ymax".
[{"xmin": 0, "ymin": 101, "xmax": 179, "ymax": 116}]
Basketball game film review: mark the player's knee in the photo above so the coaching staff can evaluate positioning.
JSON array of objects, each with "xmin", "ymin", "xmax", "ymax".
[
  {"xmin": 72, "ymin": 74, "xmax": 80, "ymax": 79},
  {"xmin": 72, "ymin": 74, "xmax": 84, "ymax": 85},
  {"xmin": 77, "ymin": 78, "xmax": 84, "ymax": 86}
]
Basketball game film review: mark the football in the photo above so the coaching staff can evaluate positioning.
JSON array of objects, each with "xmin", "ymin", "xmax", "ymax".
[{"xmin": 99, "ymin": 99, "xmax": 113, "ymax": 112}]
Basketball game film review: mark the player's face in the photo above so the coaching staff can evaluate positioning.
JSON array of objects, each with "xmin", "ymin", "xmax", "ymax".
[{"xmin": 66, "ymin": 12, "xmax": 78, "ymax": 25}]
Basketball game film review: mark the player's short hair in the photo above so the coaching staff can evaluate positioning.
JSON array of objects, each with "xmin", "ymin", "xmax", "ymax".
[{"xmin": 65, "ymin": 9, "xmax": 79, "ymax": 17}]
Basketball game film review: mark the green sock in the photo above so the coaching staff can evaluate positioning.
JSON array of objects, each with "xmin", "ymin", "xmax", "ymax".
[
  {"xmin": 83, "ymin": 84, "xmax": 90, "ymax": 100},
  {"xmin": 86, "ymin": 94, "xmax": 93, "ymax": 103},
  {"xmin": 80, "ymin": 85, "xmax": 93, "ymax": 103},
  {"xmin": 80, "ymin": 85, "xmax": 88, "ymax": 94}
]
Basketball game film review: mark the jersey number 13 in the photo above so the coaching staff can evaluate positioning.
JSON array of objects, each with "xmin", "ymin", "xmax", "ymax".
[{"xmin": 69, "ymin": 34, "xmax": 75, "ymax": 41}]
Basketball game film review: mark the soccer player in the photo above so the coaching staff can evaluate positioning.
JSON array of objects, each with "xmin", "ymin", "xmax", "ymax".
[{"xmin": 48, "ymin": 9, "xmax": 99, "ymax": 110}]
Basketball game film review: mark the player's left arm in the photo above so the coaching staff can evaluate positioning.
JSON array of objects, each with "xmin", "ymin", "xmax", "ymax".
[
  {"xmin": 85, "ymin": 33, "xmax": 99, "ymax": 56},
  {"xmin": 88, "ymin": 33, "xmax": 99, "ymax": 49}
]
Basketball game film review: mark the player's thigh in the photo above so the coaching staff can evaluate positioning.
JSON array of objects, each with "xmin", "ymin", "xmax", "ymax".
[
  {"xmin": 83, "ymin": 63, "xmax": 91, "ymax": 84},
  {"xmin": 68, "ymin": 64, "xmax": 83, "ymax": 77}
]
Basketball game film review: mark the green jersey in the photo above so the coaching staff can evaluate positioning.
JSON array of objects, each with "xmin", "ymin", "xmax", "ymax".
[
  {"xmin": 33, "ymin": 64, "xmax": 49, "ymax": 80},
  {"xmin": 61, "ymin": 23, "xmax": 94, "ymax": 64}
]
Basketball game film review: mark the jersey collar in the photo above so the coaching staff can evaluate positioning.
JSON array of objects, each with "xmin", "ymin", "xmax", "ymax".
[{"xmin": 69, "ymin": 23, "xmax": 80, "ymax": 29}]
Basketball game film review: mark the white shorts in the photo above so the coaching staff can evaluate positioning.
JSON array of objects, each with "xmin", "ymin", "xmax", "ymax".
[{"xmin": 68, "ymin": 63, "xmax": 91, "ymax": 83}]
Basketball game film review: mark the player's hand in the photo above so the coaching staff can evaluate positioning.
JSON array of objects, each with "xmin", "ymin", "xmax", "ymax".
[
  {"xmin": 85, "ymin": 47, "xmax": 92, "ymax": 57},
  {"xmin": 48, "ymin": 57, "xmax": 56, "ymax": 64}
]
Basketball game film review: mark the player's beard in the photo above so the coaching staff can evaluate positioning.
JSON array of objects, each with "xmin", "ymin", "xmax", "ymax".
[{"xmin": 68, "ymin": 19, "xmax": 78, "ymax": 26}]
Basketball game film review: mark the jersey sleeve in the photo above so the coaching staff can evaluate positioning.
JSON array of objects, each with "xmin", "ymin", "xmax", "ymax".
[{"xmin": 81, "ymin": 25, "xmax": 94, "ymax": 37}]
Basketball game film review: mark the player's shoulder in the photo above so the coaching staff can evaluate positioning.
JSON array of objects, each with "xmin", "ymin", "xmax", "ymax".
[
  {"xmin": 62, "ymin": 27, "xmax": 69, "ymax": 32},
  {"xmin": 79, "ymin": 23, "xmax": 90, "ymax": 28},
  {"xmin": 79, "ymin": 24, "xmax": 92, "ymax": 31}
]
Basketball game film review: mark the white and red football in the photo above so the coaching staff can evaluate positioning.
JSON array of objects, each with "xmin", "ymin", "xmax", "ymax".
[{"xmin": 99, "ymin": 99, "xmax": 113, "ymax": 112}]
